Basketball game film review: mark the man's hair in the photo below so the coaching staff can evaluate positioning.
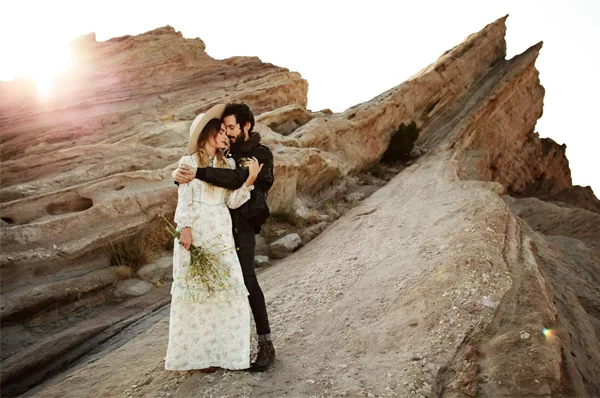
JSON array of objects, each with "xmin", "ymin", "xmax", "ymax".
[{"xmin": 223, "ymin": 102, "xmax": 255, "ymax": 134}]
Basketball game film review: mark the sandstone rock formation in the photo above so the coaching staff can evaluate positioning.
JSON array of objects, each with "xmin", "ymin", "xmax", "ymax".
[
  {"xmin": 0, "ymin": 25, "xmax": 307, "ymax": 395},
  {"xmin": 0, "ymin": 25, "xmax": 307, "ymax": 296},
  {"xmin": 255, "ymin": 104, "xmax": 331, "ymax": 135},
  {"xmin": 2, "ymin": 16, "xmax": 599, "ymax": 398}
]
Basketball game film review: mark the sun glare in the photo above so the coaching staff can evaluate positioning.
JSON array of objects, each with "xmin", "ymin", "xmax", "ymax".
[
  {"xmin": 34, "ymin": 45, "xmax": 72, "ymax": 99},
  {"xmin": 1, "ymin": 42, "xmax": 72, "ymax": 100},
  {"xmin": 35, "ymin": 74, "xmax": 55, "ymax": 98}
]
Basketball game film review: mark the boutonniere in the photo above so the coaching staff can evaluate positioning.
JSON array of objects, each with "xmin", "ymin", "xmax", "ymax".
[{"xmin": 238, "ymin": 157, "xmax": 252, "ymax": 169}]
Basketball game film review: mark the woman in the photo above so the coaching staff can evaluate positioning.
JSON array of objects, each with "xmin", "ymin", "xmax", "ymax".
[{"xmin": 165, "ymin": 104, "xmax": 262, "ymax": 372}]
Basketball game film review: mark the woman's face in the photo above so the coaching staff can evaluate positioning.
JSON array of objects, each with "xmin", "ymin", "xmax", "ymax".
[{"xmin": 208, "ymin": 123, "xmax": 229, "ymax": 150}]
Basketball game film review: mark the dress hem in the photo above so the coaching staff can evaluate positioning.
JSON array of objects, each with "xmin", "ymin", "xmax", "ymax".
[{"xmin": 165, "ymin": 362, "xmax": 250, "ymax": 371}]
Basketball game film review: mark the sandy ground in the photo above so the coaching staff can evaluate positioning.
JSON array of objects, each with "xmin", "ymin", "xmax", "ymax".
[{"xmin": 26, "ymin": 152, "xmax": 597, "ymax": 397}]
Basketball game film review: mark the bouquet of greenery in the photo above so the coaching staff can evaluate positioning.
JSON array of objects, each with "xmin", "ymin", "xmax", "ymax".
[{"xmin": 162, "ymin": 216, "xmax": 231, "ymax": 296}]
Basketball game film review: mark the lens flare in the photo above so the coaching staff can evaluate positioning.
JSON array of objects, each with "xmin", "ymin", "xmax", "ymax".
[
  {"xmin": 542, "ymin": 328, "xmax": 553, "ymax": 338},
  {"xmin": 35, "ymin": 74, "xmax": 54, "ymax": 98},
  {"xmin": 4, "ymin": 42, "xmax": 72, "ymax": 100}
]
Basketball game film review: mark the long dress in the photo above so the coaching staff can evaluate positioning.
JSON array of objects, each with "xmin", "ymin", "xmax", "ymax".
[{"xmin": 165, "ymin": 154, "xmax": 252, "ymax": 371}]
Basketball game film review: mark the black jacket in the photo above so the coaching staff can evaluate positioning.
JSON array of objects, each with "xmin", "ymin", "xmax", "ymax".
[{"xmin": 195, "ymin": 132, "xmax": 274, "ymax": 233}]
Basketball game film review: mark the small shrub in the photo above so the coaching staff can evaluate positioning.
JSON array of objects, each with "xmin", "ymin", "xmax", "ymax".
[
  {"xmin": 322, "ymin": 200, "xmax": 335, "ymax": 212},
  {"xmin": 305, "ymin": 210, "xmax": 320, "ymax": 225},
  {"xmin": 145, "ymin": 216, "xmax": 175, "ymax": 250},
  {"xmin": 115, "ymin": 265, "xmax": 133, "ymax": 279},
  {"xmin": 106, "ymin": 215, "xmax": 174, "ymax": 271},
  {"xmin": 368, "ymin": 163, "xmax": 388, "ymax": 179},
  {"xmin": 107, "ymin": 234, "xmax": 156, "ymax": 271},
  {"xmin": 382, "ymin": 121, "xmax": 421, "ymax": 163},
  {"xmin": 270, "ymin": 211, "xmax": 307, "ymax": 228},
  {"xmin": 347, "ymin": 198, "xmax": 358, "ymax": 208},
  {"xmin": 270, "ymin": 211, "xmax": 294, "ymax": 223}
]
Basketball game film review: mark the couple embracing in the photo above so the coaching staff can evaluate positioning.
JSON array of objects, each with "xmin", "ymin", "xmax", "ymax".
[{"xmin": 165, "ymin": 102, "xmax": 275, "ymax": 373}]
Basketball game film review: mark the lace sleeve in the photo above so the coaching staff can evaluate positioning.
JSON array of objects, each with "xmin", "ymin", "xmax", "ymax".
[
  {"xmin": 226, "ymin": 184, "xmax": 253, "ymax": 209},
  {"xmin": 174, "ymin": 156, "xmax": 196, "ymax": 229}
]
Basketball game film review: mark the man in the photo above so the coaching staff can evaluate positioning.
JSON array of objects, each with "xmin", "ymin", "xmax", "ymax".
[{"xmin": 174, "ymin": 102, "xmax": 276, "ymax": 372}]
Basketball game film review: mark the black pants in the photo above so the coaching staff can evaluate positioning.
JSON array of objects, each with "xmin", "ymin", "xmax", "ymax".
[{"xmin": 234, "ymin": 230, "xmax": 271, "ymax": 335}]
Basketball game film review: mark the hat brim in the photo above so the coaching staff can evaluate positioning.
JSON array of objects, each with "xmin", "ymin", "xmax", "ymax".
[{"xmin": 187, "ymin": 104, "xmax": 226, "ymax": 155}]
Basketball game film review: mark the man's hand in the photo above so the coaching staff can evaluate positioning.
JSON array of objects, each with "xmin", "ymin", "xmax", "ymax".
[
  {"xmin": 173, "ymin": 164, "xmax": 196, "ymax": 184},
  {"xmin": 245, "ymin": 157, "xmax": 263, "ymax": 186}
]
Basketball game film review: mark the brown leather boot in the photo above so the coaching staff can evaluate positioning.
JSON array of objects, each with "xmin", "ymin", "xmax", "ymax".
[
  {"xmin": 198, "ymin": 366, "xmax": 218, "ymax": 373},
  {"xmin": 249, "ymin": 340, "xmax": 275, "ymax": 372}
]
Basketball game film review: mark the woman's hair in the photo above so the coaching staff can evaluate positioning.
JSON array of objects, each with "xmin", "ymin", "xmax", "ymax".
[{"xmin": 195, "ymin": 118, "xmax": 228, "ymax": 169}]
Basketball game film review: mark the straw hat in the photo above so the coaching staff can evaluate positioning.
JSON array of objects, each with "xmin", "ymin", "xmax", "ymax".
[{"xmin": 187, "ymin": 104, "xmax": 226, "ymax": 155}]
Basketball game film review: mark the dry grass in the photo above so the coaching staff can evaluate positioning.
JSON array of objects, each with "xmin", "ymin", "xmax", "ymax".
[
  {"xmin": 145, "ymin": 214, "xmax": 175, "ymax": 250},
  {"xmin": 270, "ymin": 211, "xmax": 308, "ymax": 228},
  {"xmin": 305, "ymin": 210, "xmax": 320, "ymax": 224},
  {"xmin": 106, "ymin": 215, "xmax": 175, "ymax": 271},
  {"xmin": 346, "ymin": 196, "xmax": 359, "ymax": 208},
  {"xmin": 368, "ymin": 163, "xmax": 389, "ymax": 179},
  {"xmin": 269, "ymin": 209, "xmax": 322, "ymax": 228},
  {"xmin": 107, "ymin": 235, "xmax": 156, "ymax": 271},
  {"xmin": 322, "ymin": 200, "xmax": 335, "ymax": 212},
  {"xmin": 115, "ymin": 265, "xmax": 133, "ymax": 279}
]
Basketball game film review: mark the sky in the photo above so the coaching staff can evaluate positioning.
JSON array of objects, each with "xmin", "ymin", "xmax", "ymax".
[{"xmin": 1, "ymin": 0, "xmax": 598, "ymax": 194}]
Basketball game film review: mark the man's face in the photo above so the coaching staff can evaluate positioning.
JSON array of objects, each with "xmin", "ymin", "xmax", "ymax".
[{"xmin": 224, "ymin": 115, "xmax": 242, "ymax": 143}]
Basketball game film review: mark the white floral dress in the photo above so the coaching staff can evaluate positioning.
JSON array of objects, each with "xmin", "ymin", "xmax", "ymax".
[{"xmin": 165, "ymin": 154, "xmax": 252, "ymax": 371}]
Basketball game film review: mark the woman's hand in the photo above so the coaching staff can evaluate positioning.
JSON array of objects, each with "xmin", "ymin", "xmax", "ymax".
[
  {"xmin": 179, "ymin": 227, "xmax": 193, "ymax": 250},
  {"xmin": 245, "ymin": 157, "xmax": 263, "ymax": 187}
]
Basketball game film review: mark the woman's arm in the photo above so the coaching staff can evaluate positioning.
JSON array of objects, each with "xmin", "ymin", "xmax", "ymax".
[{"xmin": 173, "ymin": 156, "xmax": 195, "ymax": 249}]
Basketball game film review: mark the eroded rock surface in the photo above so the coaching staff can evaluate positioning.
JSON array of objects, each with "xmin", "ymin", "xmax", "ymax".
[{"xmin": 2, "ymin": 16, "xmax": 599, "ymax": 398}]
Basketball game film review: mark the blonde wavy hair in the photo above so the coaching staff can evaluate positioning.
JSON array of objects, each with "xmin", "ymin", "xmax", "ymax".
[{"xmin": 194, "ymin": 118, "xmax": 229, "ymax": 169}]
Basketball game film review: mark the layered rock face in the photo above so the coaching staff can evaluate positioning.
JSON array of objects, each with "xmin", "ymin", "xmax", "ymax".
[
  {"xmin": 2, "ymin": 17, "xmax": 599, "ymax": 398},
  {"xmin": 264, "ymin": 18, "xmax": 511, "ymax": 210},
  {"xmin": 1, "ymin": 26, "xmax": 307, "ymax": 201},
  {"xmin": 0, "ymin": 26, "xmax": 308, "ymax": 394},
  {"xmin": 262, "ymin": 16, "xmax": 596, "ymax": 214},
  {"xmin": 0, "ymin": 26, "xmax": 307, "ymax": 294}
]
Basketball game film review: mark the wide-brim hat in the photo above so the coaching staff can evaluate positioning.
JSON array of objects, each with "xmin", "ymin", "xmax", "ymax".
[{"xmin": 187, "ymin": 104, "xmax": 226, "ymax": 155}]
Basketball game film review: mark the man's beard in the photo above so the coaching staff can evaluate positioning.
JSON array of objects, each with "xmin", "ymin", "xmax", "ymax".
[{"xmin": 230, "ymin": 132, "xmax": 247, "ymax": 153}]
